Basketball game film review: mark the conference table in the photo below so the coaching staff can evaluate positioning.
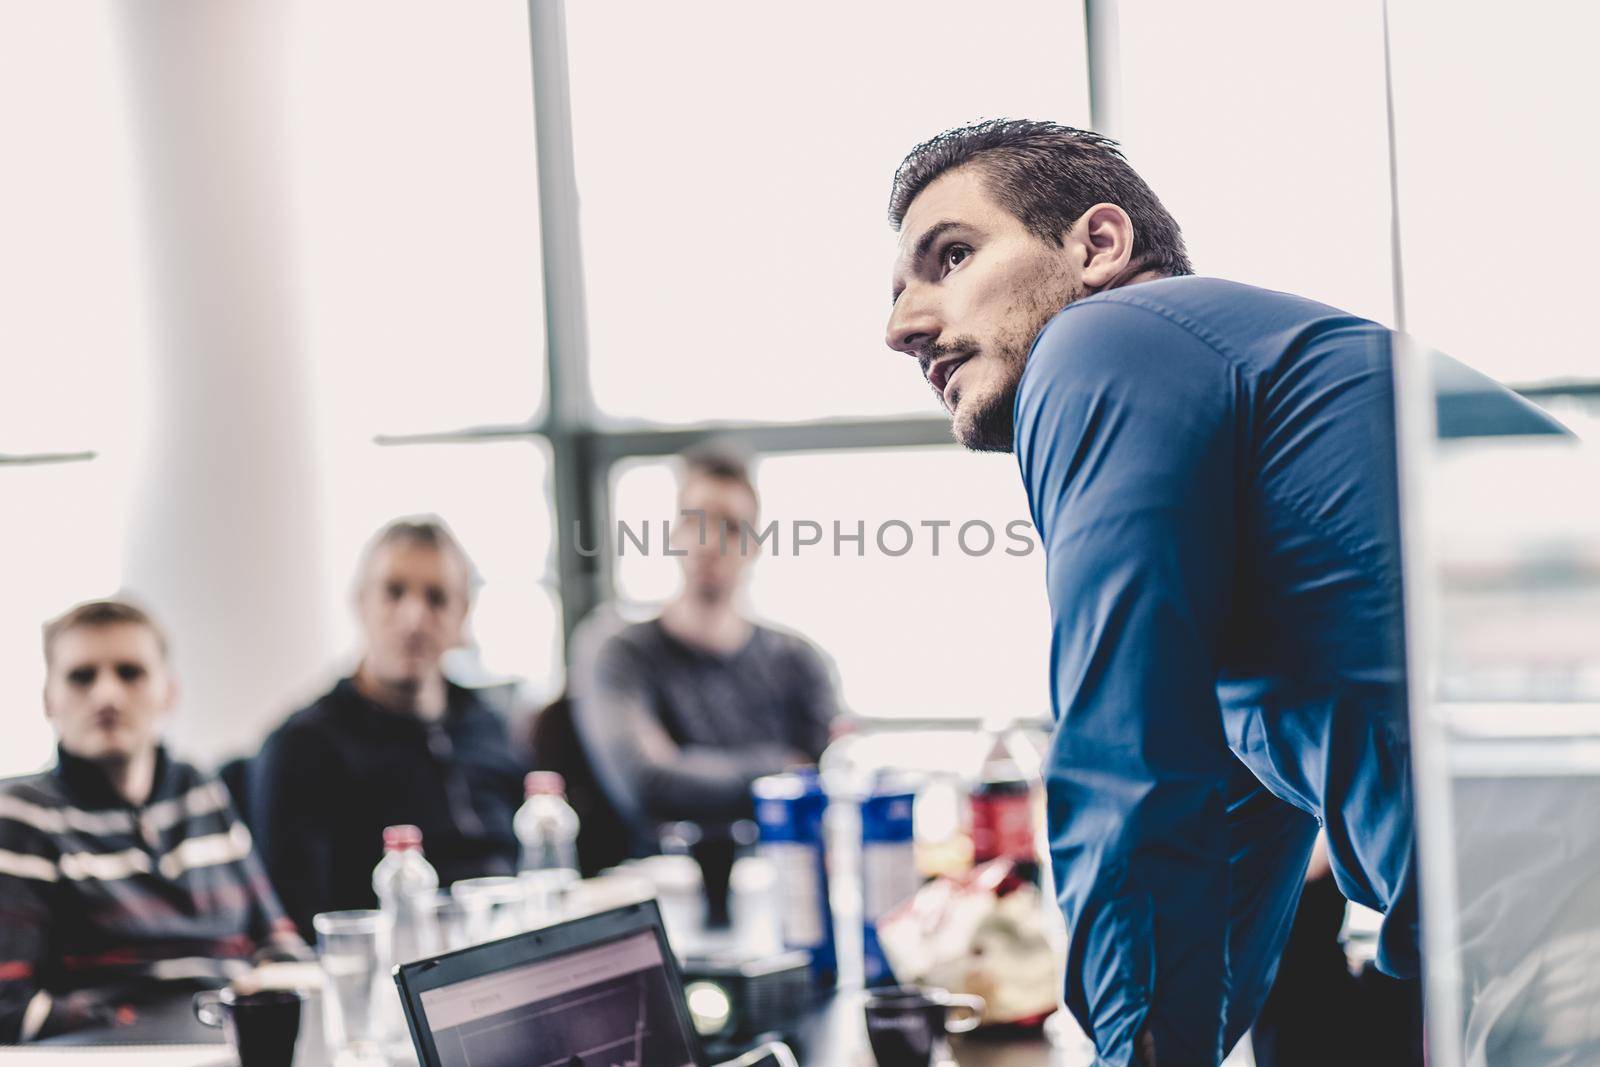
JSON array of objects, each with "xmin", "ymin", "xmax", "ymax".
[
  {"xmin": 35, "ymin": 877, "xmax": 1074, "ymax": 1067},
  {"xmin": 37, "ymin": 983, "xmax": 1069, "ymax": 1067}
]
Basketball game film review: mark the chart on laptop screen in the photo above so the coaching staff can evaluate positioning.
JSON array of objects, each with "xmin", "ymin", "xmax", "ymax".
[{"xmin": 419, "ymin": 930, "xmax": 697, "ymax": 1067}]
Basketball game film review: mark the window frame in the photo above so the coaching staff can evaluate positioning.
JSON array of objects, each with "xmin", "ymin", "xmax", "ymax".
[{"xmin": 368, "ymin": 0, "xmax": 1599, "ymax": 708}]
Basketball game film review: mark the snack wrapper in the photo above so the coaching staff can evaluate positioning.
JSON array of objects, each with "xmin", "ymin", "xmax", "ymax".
[{"xmin": 875, "ymin": 860, "xmax": 1062, "ymax": 1026}]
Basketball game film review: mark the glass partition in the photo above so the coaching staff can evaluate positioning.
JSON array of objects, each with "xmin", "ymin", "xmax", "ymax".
[{"xmin": 1397, "ymin": 344, "xmax": 1600, "ymax": 1066}]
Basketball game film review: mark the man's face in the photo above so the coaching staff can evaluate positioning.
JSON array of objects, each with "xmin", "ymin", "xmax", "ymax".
[
  {"xmin": 356, "ymin": 540, "xmax": 471, "ymax": 690},
  {"xmin": 673, "ymin": 474, "xmax": 760, "ymax": 603},
  {"xmin": 44, "ymin": 623, "xmax": 176, "ymax": 764},
  {"xmin": 886, "ymin": 166, "xmax": 1081, "ymax": 452}
]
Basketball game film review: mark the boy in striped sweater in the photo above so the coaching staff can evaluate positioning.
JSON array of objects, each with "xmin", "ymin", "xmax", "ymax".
[{"xmin": 0, "ymin": 599, "xmax": 307, "ymax": 1043}]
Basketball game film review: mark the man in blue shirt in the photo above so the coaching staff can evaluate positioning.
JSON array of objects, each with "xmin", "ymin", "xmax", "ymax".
[{"xmin": 883, "ymin": 119, "xmax": 1417, "ymax": 1066}]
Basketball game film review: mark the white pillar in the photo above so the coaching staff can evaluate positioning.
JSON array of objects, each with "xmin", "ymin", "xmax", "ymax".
[{"xmin": 116, "ymin": 2, "xmax": 329, "ymax": 764}]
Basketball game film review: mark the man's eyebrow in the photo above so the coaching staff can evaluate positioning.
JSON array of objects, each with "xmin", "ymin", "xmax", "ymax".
[
  {"xmin": 912, "ymin": 220, "xmax": 968, "ymax": 266},
  {"xmin": 891, "ymin": 220, "xmax": 971, "ymax": 303}
]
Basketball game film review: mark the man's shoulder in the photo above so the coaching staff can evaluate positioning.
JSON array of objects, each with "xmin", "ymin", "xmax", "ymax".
[
  {"xmin": 1051, "ymin": 276, "xmax": 1375, "ymax": 350},
  {"xmin": 0, "ymin": 770, "xmax": 72, "ymax": 854},
  {"xmin": 1081, "ymin": 275, "xmax": 1351, "ymax": 321},
  {"xmin": 748, "ymin": 621, "xmax": 832, "ymax": 675},
  {"xmin": 597, "ymin": 618, "xmax": 668, "ymax": 659},
  {"xmin": 1026, "ymin": 277, "xmax": 1388, "ymax": 403},
  {"xmin": 446, "ymin": 684, "xmax": 514, "ymax": 737},
  {"xmin": 0, "ymin": 769, "xmax": 59, "ymax": 803},
  {"xmin": 749, "ymin": 620, "xmax": 816, "ymax": 655},
  {"xmin": 157, "ymin": 752, "xmax": 212, "ymax": 791},
  {"xmin": 261, "ymin": 682, "xmax": 355, "ymax": 754}
]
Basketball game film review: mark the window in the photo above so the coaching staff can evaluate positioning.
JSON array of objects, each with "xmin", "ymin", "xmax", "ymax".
[
  {"xmin": 612, "ymin": 447, "xmax": 1051, "ymax": 720},
  {"xmin": 316, "ymin": 440, "xmax": 562, "ymax": 702},
  {"xmin": 0, "ymin": 463, "xmax": 133, "ymax": 778},
  {"xmin": 291, "ymin": 1, "xmax": 561, "ymax": 704},
  {"xmin": 566, "ymin": 0, "xmax": 1092, "ymax": 424},
  {"xmin": 289, "ymin": 0, "xmax": 548, "ymax": 433},
  {"xmin": 0, "ymin": 5, "xmax": 147, "ymax": 777},
  {"xmin": 1, "ymin": 3, "xmax": 564, "ymax": 778},
  {"xmin": 1115, "ymin": 1, "xmax": 1396, "ymax": 326},
  {"xmin": 1389, "ymin": 3, "xmax": 1600, "ymax": 385}
]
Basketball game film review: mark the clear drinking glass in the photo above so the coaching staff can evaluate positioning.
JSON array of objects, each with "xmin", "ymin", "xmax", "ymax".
[
  {"xmin": 519, "ymin": 867, "xmax": 580, "ymax": 928},
  {"xmin": 427, "ymin": 889, "xmax": 472, "ymax": 953},
  {"xmin": 452, "ymin": 876, "xmax": 527, "ymax": 945},
  {"xmin": 312, "ymin": 909, "xmax": 392, "ymax": 1063}
]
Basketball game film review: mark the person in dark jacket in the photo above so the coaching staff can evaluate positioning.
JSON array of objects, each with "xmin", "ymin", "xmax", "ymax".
[{"xmin": 250, "ymin": 518, "xmax": 524, "ymax": 939}]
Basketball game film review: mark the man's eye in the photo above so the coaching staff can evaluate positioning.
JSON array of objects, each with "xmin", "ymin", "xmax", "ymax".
[
  {"xmin": 386, "ymin": 582, "xmax": 405, "ymax": 601},
  {"xmin": 116, "ymin": 664, "xmax": 146, "ymax": 683},
  {"xmin": 941, "ymin": 245, "xmax": 971, "ymax": 273},
  {"xmin": 426, "ymin": 589, "xmax": 447, "ymax": 610},
  {"xmin": 68, "ymin": 668, "xmax": 95, "ymax": 687}
]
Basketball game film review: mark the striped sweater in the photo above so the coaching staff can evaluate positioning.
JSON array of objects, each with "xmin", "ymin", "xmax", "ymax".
[{"xmin": 0, "ymin": 746, "xmax": 306, "ymax": 1042}]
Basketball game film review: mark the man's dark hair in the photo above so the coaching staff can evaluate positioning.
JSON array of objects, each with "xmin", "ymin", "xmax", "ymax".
[
  {"xmin": 357, "ymin": 515, "xmax": 482, "ymax": 595},
  {"xmin": 679, "ymin": 439, "xmax": 758, "ymax": 508},
  {"xmin": 43, "ymin": 598, "xmax": 169, "ymax": 670},
  {"xmin": 888, "ymin": 119, "xmax": 1194, "ymax": 277}
]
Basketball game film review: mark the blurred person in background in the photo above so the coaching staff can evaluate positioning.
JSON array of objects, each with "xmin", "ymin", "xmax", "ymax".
[
  {"xmin": 0, "ymin": 600, "xmax": 305, "ymax": 1043},
  {"xmin": 250, "ymin": 517, "xmax": 524, "ymax": 939},
  {"xmin": 1251, "ymin": 835, "xmax": 1423, "ymax": 1066},
  {"xmin": 883, "ymin": 119, "xmax": 1428, "ymax": 1066},
  {"xmin": 570, "ymin": 443, "xmax": 838, "ymax": 860}
]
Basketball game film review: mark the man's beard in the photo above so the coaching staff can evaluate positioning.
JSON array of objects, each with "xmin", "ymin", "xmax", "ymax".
[{"xmin": 952, "ymin": 276, "xmax": 1082, "ymax": 453}]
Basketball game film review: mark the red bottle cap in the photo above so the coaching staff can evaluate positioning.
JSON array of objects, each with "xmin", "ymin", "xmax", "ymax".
[
  {"xmin": 525, "ymin": 771, "xmax": 566, "ymax": 797},
  {"xmin": 382, "ymin": 824, "xmax": 423, "ymax": 851}
]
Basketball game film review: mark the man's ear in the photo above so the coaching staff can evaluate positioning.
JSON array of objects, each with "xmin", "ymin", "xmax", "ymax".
[{"xmin": 1072, "ymin": 202, "xmax": 1138, "ymax": 291}]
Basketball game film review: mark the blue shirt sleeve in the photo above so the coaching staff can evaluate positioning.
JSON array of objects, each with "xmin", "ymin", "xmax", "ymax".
[{"xmin": 1014, "ymin": 298, "xmax": 1244, "ymax": 1066}]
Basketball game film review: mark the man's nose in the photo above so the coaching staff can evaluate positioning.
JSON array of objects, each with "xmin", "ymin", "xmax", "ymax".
[
  {"xmin": 396, "ymin": 593, "xmax": 432, "ymax": 627},
  {"xmin": 885, "ymin": 291, "xmax": 940, "ymax": 357},
  {"xmin": 91, "ymin": 675, "xmax": 127, "ymax": 710}
]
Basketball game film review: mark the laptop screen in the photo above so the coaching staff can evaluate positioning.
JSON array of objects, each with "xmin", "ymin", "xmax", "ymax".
[{"xmin": 417, "ymin": 928, "xmax": 699, "ymax": 1067}]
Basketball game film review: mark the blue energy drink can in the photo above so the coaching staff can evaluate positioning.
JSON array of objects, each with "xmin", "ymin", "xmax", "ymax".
[
  {"xmin": 860, "ymin": 781, "xmax": 919, "ymax": 987},
  {"xmin": 752, "ymin": 769, "xmax": 835, "ymax": 987}
]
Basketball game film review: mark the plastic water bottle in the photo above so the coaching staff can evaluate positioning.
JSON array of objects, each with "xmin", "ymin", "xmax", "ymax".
[
  {"xmin": 514, "ymin": 772, "xmax": 580, "ymax": 924},
  {"xmin": 370, "ymin": 824, "xmax": 440, "ymax": 1051},
  {"xmin": 372, "ymin": 824, "xmax": 441, "ymax": 964}
]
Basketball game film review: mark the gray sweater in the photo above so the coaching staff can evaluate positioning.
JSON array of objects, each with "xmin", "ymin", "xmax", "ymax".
[{"xmin": 571, "ymin": 617, "xmax": 837, "ymax": 829}]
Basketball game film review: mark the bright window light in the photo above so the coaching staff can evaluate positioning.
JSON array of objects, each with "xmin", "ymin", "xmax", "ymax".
[
  {"xmin": 0, "ymin": 5, "xmax": 146, "ymax": 777},
  {"xmin": 288, "ymin": 0, "xmax": 548, "ymax": 434},
  {"xmin": 0, "ymin": 463, "xmax": 133, "ymax": 778},
  {"xmin": 315, "ymin": 439, "xmax": 562, "ymax": 704},
  {"xmin": 611, "ymin": 447, "xmax": 1052, "ymax": 720},
  {"xmin": 1115, "ymin": 1, "xmax": 1396, "ymax": 327},
  {"xmin": 288, "ymin": 1, "xmax": 560, "ymax": 703},
  {"xmin": 1389, "ymin": 3, "xmax": 1600, "ymax": 385},
  {"xmin": 567, "ymin": 0, "xmax": 1092, "ymax": 424}
]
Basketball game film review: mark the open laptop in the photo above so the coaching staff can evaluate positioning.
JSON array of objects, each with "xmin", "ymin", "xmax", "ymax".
[{"xmin": 395, "ymin": 900, "xmax": 741, "ymax": 1067}]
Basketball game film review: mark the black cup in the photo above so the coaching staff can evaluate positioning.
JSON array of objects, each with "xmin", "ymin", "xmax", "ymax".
[
  {"xmin": 690, "ymin": 833, "xmax": 737, "ymax": 929},
  {"xmin": 193, "ymin": 987, "xmax": 304, "ymax": 1067},
  {"xmin": 863, "ymin": 986, "xmax": 984, "ymax": 1067}
]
